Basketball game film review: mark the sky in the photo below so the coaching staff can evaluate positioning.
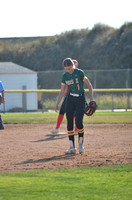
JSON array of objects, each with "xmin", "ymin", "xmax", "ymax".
[{"xmin": 0, "ymin": 0, "xmax": 132, "ymax": 38}]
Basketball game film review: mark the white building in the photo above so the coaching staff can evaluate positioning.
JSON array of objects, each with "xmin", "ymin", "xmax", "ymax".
[{"xmin": 0, "ymin": 62, "xmax": 38, "ymax": 112}]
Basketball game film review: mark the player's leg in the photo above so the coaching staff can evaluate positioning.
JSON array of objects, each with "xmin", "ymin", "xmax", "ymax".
[
  {"xmin": 51, "ymin": 96, "xmax": 67, "ymax": 134},
  {"xmin": 75, "ymin": 95, "xmax": 85, "ymax": 153},
  {"xmin": 0, "ymin": 115, "xmax": 4, "ymax": 129},
  {"xmin": 65, "ymin": 95, "xmax": 76, "ymax": 154},
  {"xmin": 56, "ymin": 96, "xmax": 67, "ymax": 128}
]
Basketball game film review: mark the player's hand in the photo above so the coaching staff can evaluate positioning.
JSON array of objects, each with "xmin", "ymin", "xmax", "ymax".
[{"xmin": 55, "ymin": 105, "xmax": 59, "ymax": 113}]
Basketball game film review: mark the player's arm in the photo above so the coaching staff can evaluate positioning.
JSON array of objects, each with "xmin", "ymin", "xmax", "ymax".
[
  {"xmin": 0, "ymin": 90, "xmax": 5, "ymax": 104},
  {"xmin": 1, "ymin": 90, "xmax": 5, "ymax": 104},
  {"xmin": 0, "ymin": 82, "xmax": 5, "ymax": 104},
  {"xmin": 55, "ymin": 83, "xmax": 66, "ymax": 112},
  {"xmin": 83, "ymin": 77, "xmax": 93, "ymax": 102}
]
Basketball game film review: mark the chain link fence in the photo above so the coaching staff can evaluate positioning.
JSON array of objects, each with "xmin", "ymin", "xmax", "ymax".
[
  {"xmin": 37, "ymin": 68, "xmax": 132, "ymax": 111},
  {"xmin": 1, "ymin": 69, "xmax": 131, "ymax": 112},
  {"xmin": 38, "ymin": 68, "xmax": 132, "ymax": 89}
]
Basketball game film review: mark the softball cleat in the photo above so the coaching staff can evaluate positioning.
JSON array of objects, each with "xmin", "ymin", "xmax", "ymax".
[
  {"xmin": 51, "ymin": 128, "xmax": 59, "ymax": 134},
  {"xmin": 65, "ymin": 147, "xmax": 76, "ymax": 154},
  {"xmin": 79, "ymin": 144, "xmax": 84, "ymax": 153}
]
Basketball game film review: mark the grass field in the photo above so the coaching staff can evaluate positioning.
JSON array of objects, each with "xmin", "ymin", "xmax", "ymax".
[
  {"xmin": 0, "ymin": 165, "xmax": 132, "ymax": 200},
  {"xmin": 2, "ymin": 111, "xmax": 132, "ymax": 124}
]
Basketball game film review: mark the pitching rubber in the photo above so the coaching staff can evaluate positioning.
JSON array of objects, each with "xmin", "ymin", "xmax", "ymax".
[{"xmin": 46, "ymin": 132, "xmax": 67, "ymax": 136}]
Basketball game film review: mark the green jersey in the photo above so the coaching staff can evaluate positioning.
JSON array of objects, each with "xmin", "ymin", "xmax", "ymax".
[{"xmin": 62, "ymin": 68, "xmax": 86, "ymax": 94}]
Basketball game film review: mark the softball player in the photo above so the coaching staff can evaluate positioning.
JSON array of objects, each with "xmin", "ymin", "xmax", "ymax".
[
  {"xmin": 51, "ymin": 59, "xmax": 78, "ymax": 135},
  {"xmin": 0, "ymin": 81, "xmax": 5, "ymax": 129},
  {"xmin": 55, "ymin": 58, "xmax": 94, "ymax": 154}
]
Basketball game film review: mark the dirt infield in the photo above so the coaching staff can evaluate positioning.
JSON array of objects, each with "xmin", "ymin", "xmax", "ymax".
[{"xmin": 0, "ymin": 123, "xmax": 132, "ymax": 172}]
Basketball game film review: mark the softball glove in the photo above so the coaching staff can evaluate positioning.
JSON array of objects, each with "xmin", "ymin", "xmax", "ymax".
[{"xmin": 84, "ymin": 100, "xmax": 97, "ymax": 116}]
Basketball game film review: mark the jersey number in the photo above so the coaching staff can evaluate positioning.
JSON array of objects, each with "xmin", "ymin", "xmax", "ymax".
[{"xmin": 75, "ymin": 79, "xmax": 80, "ymax": 90}]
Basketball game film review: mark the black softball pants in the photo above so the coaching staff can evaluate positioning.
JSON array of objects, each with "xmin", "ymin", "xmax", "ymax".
[{"xmin": 66, "ymin": 94, "xmax": 85, "ymax": 131}]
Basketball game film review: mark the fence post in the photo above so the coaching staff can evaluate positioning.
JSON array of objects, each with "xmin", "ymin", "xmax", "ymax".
[
  {"xmin": 126, "ymin": 68, "xmax": 130, "ymax": 111},
  {"xmin": 94, "ymin": 71, "xmax": 97, "ymax": 100},
  {"xmin": 112, "ymin": 93, "xmax": 114, "ymax": 112},
  {"xmin": 22, "ymin": 85, "xmax": 27, "ymax": 113},
  {"xmin": 41, "ymin": 93, "xmax": 45, "ymax": 113},
  {"xmin": 3, "ymin": 103, "xmax": 5, "ymax": 114}
]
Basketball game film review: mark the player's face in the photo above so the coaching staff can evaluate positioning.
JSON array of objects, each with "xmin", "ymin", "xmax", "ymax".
[{"xmin": 64, "ymin": 65, "xmax": 74, "ymax": 74}]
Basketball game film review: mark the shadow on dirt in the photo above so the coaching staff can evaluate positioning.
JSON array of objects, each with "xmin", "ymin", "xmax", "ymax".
[
  {"xmin": 16, "ymin": 153, "xmax": 78, "ymax": 165},
  {"xmin": 31, "ymin": 135, "xmax": 67, "ymax": 142}
]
